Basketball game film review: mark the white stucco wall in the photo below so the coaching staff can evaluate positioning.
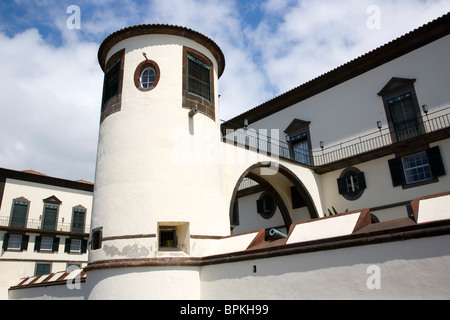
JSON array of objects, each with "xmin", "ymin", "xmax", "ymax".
[
  {"xmin": 0, "ymin": 178, "xmax": 92, "ymax": 298},
  {"xmin": 249, "ymin": 35, "xmax": 450, "ymax": 151},
  {"xmin": 200, "ymin": 234, "xmax": 450, "ymax": 300},
  {"xmin": 240, "ymin": 35, "xmax": 450, "ymax": 222},
  {"xmin": 86, "ymin": 266, "xmax": 201, "ymax": 300},
  {"xmin": 233, "ymin": 192, "xmax": 285, "ymax": 235},
  {"xmin": 0, "ymin": 178, "xmax": 92, "ymax": 227},
  {"xmin": 92, "ymin": 34, "xmax": 230, "ymax": 245},
  {"xmin": 319, "ymin": 139, "xmax": 450, "ymax": 222}
]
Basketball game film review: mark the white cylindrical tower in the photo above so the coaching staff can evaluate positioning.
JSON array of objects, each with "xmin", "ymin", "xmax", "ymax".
[{"xmin": 85, "ymin": 25, "xmax": 228, "ymax": 299}]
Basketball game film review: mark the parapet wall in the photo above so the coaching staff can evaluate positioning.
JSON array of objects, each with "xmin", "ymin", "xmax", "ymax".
[{"xmin": 9, "ymin": 191, "xmax": 450, "ymax": 300}]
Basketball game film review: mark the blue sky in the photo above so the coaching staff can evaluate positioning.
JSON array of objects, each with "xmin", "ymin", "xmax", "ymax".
[{"xmin": 0, "ymin": 0, "xmax": 449, "ymax": 182}]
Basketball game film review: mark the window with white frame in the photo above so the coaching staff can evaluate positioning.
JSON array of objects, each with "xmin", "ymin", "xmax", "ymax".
[
  {"xmin": 40, "ymin": 237, "xmax": 54, "ymax": 251},
  {"xmin": 389, "ymin": 146, "xmax": 446, "ymax": 188},
  {"xmin": 402, "ymin": 152, "xmax": 433, "ymax": 184},
  {"xmin": 345, "ymin": 174, "xmax": 361, "ymax": 193},
  {"xmin": 140, "ymin": 67, "xmax": 156, "ymax": 89},
  {"xmin": 70, "ymin": 239, "xmax": 82, "ymax": 253},
  {"xmin": 7, "ymin": 234, "xmax": 22, "ymax": 250}
]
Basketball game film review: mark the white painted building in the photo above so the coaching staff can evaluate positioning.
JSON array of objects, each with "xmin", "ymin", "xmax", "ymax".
[
  {"xmin": 0, "ymin": 168, "xmax": 92, "ymax": 299},
  {"xmin": 8, "ymin": 13, "xmax": 450, "ymax": 300}
]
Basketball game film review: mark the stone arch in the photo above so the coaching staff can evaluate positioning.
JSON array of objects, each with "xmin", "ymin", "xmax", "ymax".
[{"xmin": 229, "ymin": 162, "xmax": 319, "ymax": 233}]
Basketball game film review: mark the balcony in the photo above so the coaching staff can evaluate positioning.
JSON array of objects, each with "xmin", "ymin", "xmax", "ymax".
[
  {"xmin": 223, "ymin": 107, "xmax": 450, "ymax": 169},
  {"xmin": 0, "ymin": 216, "xmax": 90, "ymax": 235}
]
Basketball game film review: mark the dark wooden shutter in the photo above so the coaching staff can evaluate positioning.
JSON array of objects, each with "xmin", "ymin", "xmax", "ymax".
[
  {"xmin": 337, "ymin": 177, "xmax": 347, "ymax": 195},
  {"xmin": 81, "ymin": 239, "xmax": 88, "ymax": 254},
  {"xmin": 52, "ymin": 237, "xmax": 60, "ymax": 252},
  {"xmin": 11, "ymin": 202, "xmax": 28, "ymax": 228},
  {"xmin": 65, "ymin": 238, "xmax": 71, "ymax": 253},
  {"xmin": 20, "ymin": 235, "xmax": 29, "ymax": 251},
  {"xmin": 427, "ymin": 146, "xmax": 446, "ymax": 178},
  {"xmin": 388, "ymin": 157, "xmax": 405, "ymax": 187},
  {"xmin": 256, "ymin": 200, "xmax": 263, "ymax": 214},
  {"xmin": 291, "ymin": 187, "xmax": 307, "ymax": 209},
  {"xmin": 42, "ymin": 205, "xmax": 58, "ymax": 231},
  {"xmin": 356, "ymin": 172, "xmax": 367, "ymax": 190},
  {"xmin": 232, "ymin": 200, "xmax": 239, "ymax": 226},
  {"xmin": 34, "ymin": 236, "xmax": 42, "ymax": 251},
  {"xmin": 2, "ymin": 233, "xmax": 9, "ymax": 250}
]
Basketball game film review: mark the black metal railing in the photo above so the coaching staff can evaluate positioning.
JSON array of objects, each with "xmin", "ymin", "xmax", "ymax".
[
  {"xmin": 0, "ymin": 216, "xmax": 90, "ymax": 234},
  {"xmin": 222, "ymin": 108, "xmax": 450, "ymax": 167}
]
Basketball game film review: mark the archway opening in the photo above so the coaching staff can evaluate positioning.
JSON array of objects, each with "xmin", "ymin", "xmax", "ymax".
[{"xmin": 230, "ymin": 163, "xmax": 318, "ymax": 237}]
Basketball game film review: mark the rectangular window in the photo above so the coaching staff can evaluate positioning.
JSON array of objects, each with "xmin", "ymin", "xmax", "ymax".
[
  {"xmin": 187, "ymin": 54, "xmax": 211, "ymax": 101},
  {"xmin": 7, "ymin": 234, "xmax": 22, "ymax": 250},
  {"xmin": 72, "ymin": 208, "xmax": 86, "ymax": 233},
  {"xmin": 10, "ymin": 201, "xmax": 28, "ymax": 228},
  {"xmin": 65, "ymin": 238, "xmax": 87, "ymax": 254},
  {"xmin": 70, "ymin": 239, "xmax": 82, "ymax": 253},
  {"xmin": 91, "ymin": 227, "xmax": 102, "ymax": 250},
  {"xmin": 402, "ymin": 152, "xmax": 432, "ymax": 184},
  {"xmin": 346, "ymin": 174, "xmax": 360, "ymax": 193},
  {"xmin": 35, "ymin": 263, "xmax": 51, "ymax": 276},
  {"xmin": 389, "ymin": 146, "xmax": 446, "ymax": 187},
  {"xmin": 34, "ymin": 236, "xmax": 59, "ymax": 252},
  {"xmin": 388, "ymin": 93, "xmax": 420, "ymax": 141},
  {"xmin": 290, "ymin": 133, "xmax": 311, "ymax": 165},
  {"xmin": 40, "ymin": 237, "xmax": 54, "ymax": 251},
  {"xmin": 42, "ymin": 205, "xmax": 58, "ymax": 231},
  {"xmin": 102, "ymin": 57, "xmax": 121, "ymax": 106},
  {"xmin": 159, "ymin": 228, "xmax": 176, "ymax": 248}
]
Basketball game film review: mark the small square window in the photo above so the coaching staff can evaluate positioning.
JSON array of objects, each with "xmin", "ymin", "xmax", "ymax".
[
  {"xmin": 35, "ymin": 263, "xmax": 51, "ymax": 276},
  {"xmin": 70, "ymin": 239, "xmax": 82, "ymax": 253},
  {"xmin": 40, "ymin": 237, "xmax": 53, "ymax": 251},
  {"xmin": 7, "ymin": 234, "xmax": 22, "ymax": 250},
  {"xmin": 157, "ymin": 222, "xmax": 190, "ymax": 254},
  {"xmin": 159, "ymin": 228, "xmax": 176, "ymax": 248}
]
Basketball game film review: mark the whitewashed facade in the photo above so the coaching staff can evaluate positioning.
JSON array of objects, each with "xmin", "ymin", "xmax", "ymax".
[
  {"xmin": 0, "ymin": 168, "xmax": 92, "ymax": 299},
  {"xmin": 8, "ymin": 13, "xmax": 450, "ymax": 300}
]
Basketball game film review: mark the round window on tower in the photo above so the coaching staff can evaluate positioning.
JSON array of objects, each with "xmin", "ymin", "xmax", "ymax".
[{"xmin": 134, "ymin": 59, "xmax": 160, "ymax": 91}]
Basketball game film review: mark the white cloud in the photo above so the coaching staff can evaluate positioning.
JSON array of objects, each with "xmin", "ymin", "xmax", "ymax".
[
  {"xmin": 0, "ymin": 28, "xmax": 102, "ymax": 181},
  {"xmin": 243, "ymin": 0, "xmax": 450, "ymax": 95},
  {"xmin": 0, "ymin": 0, "xmax": 449, "ymax": 182},
  {"xmin": 143, "ymin": 0, "xmax": 273, "ymax": 120}
]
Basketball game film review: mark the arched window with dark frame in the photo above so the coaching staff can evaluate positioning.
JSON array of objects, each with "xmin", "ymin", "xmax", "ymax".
[
  {"xmin": 284, "ymin": 119, "xmax": 312, "ymax": 165},
  {"xmin": 41, "ymin": 196, "xmax": 62, "ymax": 231},
  {"xmin": 378, "ymin": 78, "xmax": 425, "ymax": 143},
  {"xmin": 10, "ymin": 197, "xmax": 30, "ymax": 228},
  {"xmin": 71, "ymin": 205, "xmax": 86, "ymax": 233}
]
